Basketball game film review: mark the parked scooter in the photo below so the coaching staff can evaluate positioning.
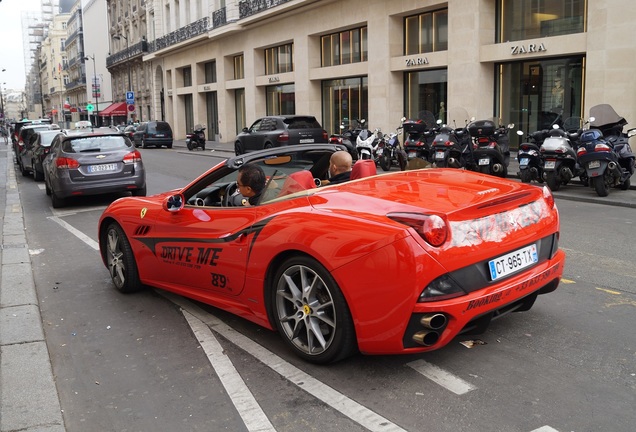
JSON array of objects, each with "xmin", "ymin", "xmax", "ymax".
[
  {"xmin": 576, "ymin": 104, "xmax": 636, "ymax": 196},
  {"xmin": 356, "ymin": 121, "xmax": 382, "ymax": 161},
  {"xmin": 432, "ymin": 107, "xmax": 472, "ymax": 169},
  {"xmin": 186, "ymin": 124, "xmax": 206, "ymax": 151},
  {"xmin": 539, "ymin": 124, "xmax": 585, "ymax": 191},
  {"xmin": 516, "ymin": 129, "xmax": 548, "ymax": 183},
  {"xmin": 329, "ymin": 120, "xmax": 359, "ymax": 160},
  {"xmin": 377, "ymin": 119, "xmax": 407, "ymax": 171},
  {"xmin": 467, "ymin": 119, "xmax": 513, "ymax": 178},
  {"xmin": 403, "ymin": 111, "xmax": 436, "ymax": 167}
]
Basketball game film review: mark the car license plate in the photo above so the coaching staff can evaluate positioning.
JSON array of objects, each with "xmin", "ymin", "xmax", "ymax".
[
  {"xmin": 408, "ymin": 151, "xmax": 417, "ymax": 158},
  {"xmin": 299, "ymin": 139, "xmax": 314, "ymax": 143},
  {"xmin": 87, "ymin": 163, "xmax": 117, "ymax": 173},
  {"xmin": 519, "ymin": 157, "xmax": 529, "ymax": 167},
  {"xmin": 155, "ymin": 134, "xmax": 165, "ymax": 137},
  {"xmin": 588, "ymin": 160, "xmax": 600, "ymax": 169},
  {"xmin": 544, "ymin": 160, "xmax": 556, "ymax": 170},
  {"xmin": 479, "ymin": 157, "xmax": 490, "ymax": 166},
  {"xmin": 435, "ymin": 151, "xmax": 445, "ymax": 159},
  {"xmin": 488, "ymin": 244, "xmax": 538, "ymax": 281}
]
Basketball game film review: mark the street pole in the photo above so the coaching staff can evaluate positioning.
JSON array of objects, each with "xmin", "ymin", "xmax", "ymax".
[
  {"xmin": 0, "ymin": 68, "xmax": 5, "ymax": 122},
  {"xmin": 84, "ymin": 55, "xmax": 99, "ymax": 126}
]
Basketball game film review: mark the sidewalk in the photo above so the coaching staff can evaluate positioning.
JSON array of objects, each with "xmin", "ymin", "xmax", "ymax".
[{"xmin": 0, "ymin": 146, "xmax": 66, "ymax": 431}]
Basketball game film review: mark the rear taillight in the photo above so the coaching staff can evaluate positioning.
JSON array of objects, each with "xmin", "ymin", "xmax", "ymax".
[
  {"xmin": 595, "ymin": 143, "xmax": 611, "ymax": 152},
  {"xmin": 388, "ymin": 212, "xmax": 448, "ymax": 247},
  {"xmin": 543, "ymin": 186, "xmax": 555, "ymax": 209},
  {"xmin": 576, "ymin": 147, "xmax": 587, "ymax": 157},
  {"xmin": 445, "ymin": 140, "xmax": 453, "ymax": 147},
  {"xmin": 416, "ymin": 141, "xmax": 425, "ymax": 147},
  {"xmin": 277, "ymin": 132, "xmax": 289, "ymax": 143},
  {"xmin": 322, "ymin": 130, "xmax": 328, "ymax": 140},
  {"xmin": 56, "ymin": 157, "xmax": 80, "ymax": 169},
  {"xmin": 123, "ymin": 150, "xmax": 142, "ymax": 164}
]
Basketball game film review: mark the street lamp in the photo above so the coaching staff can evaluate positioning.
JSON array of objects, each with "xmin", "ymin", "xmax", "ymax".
[
  {"xmin": 84, "ymin": 54, "xmax": 99, "ymax": 126},
  {"xmin": 0, "ymin": 68, "xmax": 5, "ymax": 121}
]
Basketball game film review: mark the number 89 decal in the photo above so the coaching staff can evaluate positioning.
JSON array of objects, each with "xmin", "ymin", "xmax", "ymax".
[{"xmin": 210, "ymin": 272, "xmax": 227, "ymax": 289}]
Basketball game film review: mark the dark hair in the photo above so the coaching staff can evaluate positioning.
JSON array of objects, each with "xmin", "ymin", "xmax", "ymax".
[{"xmin": 238, "ymin": 164, "xmax": 266, "ymax": 194}]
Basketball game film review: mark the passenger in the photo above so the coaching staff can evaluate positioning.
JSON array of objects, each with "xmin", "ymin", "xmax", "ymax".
[
  {"xmin": 237, "ymin": 164, "xmax": 266, "ymax": 206},
  {"xmin": 328, "ymin": 150, "xmax": 353, "ymax": 184}
]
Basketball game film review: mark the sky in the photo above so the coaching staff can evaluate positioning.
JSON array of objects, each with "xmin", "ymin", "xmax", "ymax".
[{"xmin": 0, "ymin": 0, "xmax": 44, "ymax": 90}]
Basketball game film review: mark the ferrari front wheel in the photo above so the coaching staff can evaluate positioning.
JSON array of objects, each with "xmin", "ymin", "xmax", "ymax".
[
  {"xmin": 271, "ymin": 256, "xmax": 356, "ymax": 364},
  {"xmin": 103, "ymin": 222, "xmax": 143, "ymax": 293}
]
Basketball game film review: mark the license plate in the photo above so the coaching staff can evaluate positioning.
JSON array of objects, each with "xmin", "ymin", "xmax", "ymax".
[
  {"xmin": 544, "ymin": 160, "xmax": 556, "ymax": 170},
  {"xmin": 155, "ymin": 134, "xmax": 165, "ymax": 137},
  {"xmin": 87, "ymin": 163, "xmax": 117, "ymax": 173},
  {"xmin": 376, "ymin": 148, "xmax": 383, "ymax": 155},
  {"xmin": 299, "ymin": 139, "xmax": 314, "ymax": 144},
  {"xmin": 435, "ymin": 151, "xmax": 445, "ymax": 159},
  {"xmin": 519, "ymin": 158, "xmax": 529, "ymax": 167},
  {"xmin": 479, "ymin": 158, "xmax": 490, "ymax": 166},
  {"xmin": 488, "ymin": 244, "xmax": 538, "ymax": 281},
  {"xmin": 408, "ymin": 151, "xmax": 417, "ymax": 157},
  {"xmin": 588, "ymin": 160, "xmax": 600, "ymax": 169}
]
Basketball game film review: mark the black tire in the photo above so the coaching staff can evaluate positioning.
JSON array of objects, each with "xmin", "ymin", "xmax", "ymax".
[
  {"xmin": 20, "ymin": 161, "xmax": 30, "ymax": 177},
  {"xmin": 33, "ymin": 163, "xmax": 44, "ymax": 181},
  {"xmin": 271, "ymin": 256, "xmax": 357, "ymax": 364},
  {"xmin": 141, "ymin": 139, "xmax": 148, "ymax": 149},
  {"xmin": 132, "ymin": 185, "xmax": 147, "ymax": 197},
  {"xmin": 234, "ymin": 141, "xmax": 244, "ymax": 156},
  {"xmin": 379, "ymin": 153, "xmax": 391, "ymax": 171},
  {"xmin": 264, "ymin": 142, "xmax": 273, "ymax": 150},
  {"xmin": 167, "ymin": 143, "xmax": 173, "ymax": 149},
  {"xmin": 187, "ymin": 141, "xmax": 193, "ymax": 151},
  {"xmin": 397, "ymin": 150, "xmax": 407, "ymax": 171},
  {"xmin": 593, "ymin": 175, "xmax": 609, "ymax": 197},
  {"xmin": 103, "ymin": 222, "xmax": 143, "ymax": 293},
  {"xmin": 44, "ymin": 178, "xmax": 51, "ymax": 196},
  {"xmin": 546, "ymin": 172, "xmax": 561, "ymax": 191},
  {"xmin": 619, "ymin": 177, "xmax": 631, "ymax": 191},
  {"xmin": 51, "ymin": 190, "xmax": 65, "ymax": 208},
  {"xmin": 519, "ymin": 169, "xmax": 533, "ymax": 183}
]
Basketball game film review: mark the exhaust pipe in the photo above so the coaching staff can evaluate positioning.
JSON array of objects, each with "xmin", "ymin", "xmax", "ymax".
[
  {"xmin": 448, "ymin": 158, "xmax": 461, "ymax": 168},
  {"xmin": 560, "ymin": 166, "xmax": 573, "ymax": 182},
  {"xmin": 420, "ymin": 313, "xmax": 447, "ymax": 330},
  {"xmin": 412, "ymin": 330, "xmax": 440, "ymax": 346},
  {"xmin": 607, "ymin": 161, "xmax": 622, "ymax": 178},
  {"xmin": 492, "ymin": 163, "xmax": 503, "ymax": 173}
]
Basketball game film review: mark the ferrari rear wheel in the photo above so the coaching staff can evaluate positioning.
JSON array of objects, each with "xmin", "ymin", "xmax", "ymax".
[
  {"xmin": 272, "ymin": 256, "xmax": 356, "ymax": 364},
  {"xmin": 104, "ymin": 222, "xmax": 143, "ymax": 293}
]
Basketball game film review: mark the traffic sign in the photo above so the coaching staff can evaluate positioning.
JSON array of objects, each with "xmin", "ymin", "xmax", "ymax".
[
  {"xmin": 86, "ymin": 104, "xmax": 94, "ymax": 112},
  {"xmin": 126, "ymin": 91, "xmax": 135, "ymax": 104},
  {"xmin": 127, "ymin": 104, "xmax": 135, "ymax": 112}
]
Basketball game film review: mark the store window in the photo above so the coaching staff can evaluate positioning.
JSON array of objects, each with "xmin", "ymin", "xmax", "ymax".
[
  {"xmin": 321, "ymin": 77, "xmax": 368, "ymax": 135},
  {"xmin": 321, "ymin": 27, "xmax": 367, "ymax": 66},
  {"xmin": 206, "ymin": 92, "xmax": 218, "ymax": 138},
  {"xmin": 404, "ymin": 9, "xmax": 448, "ymax": 55},
  {"xmin": 403, "ymin": 69, "xmax": 447, "ymax": 123},
  {"xmin": 497, "ymin": 0, "xmax": 586, "ymax": 42},
  {"xmin": 265, "ymin": 44, "xmax": 293, "ymax": 75},
  {"xmin": 496, "ymin": 56, "xmax": 584, "ymax": 145},
  {"xmin": 183, "ymin": 67, "xmax": 192, "ymax": 87},
  {"xmin": 266, "ymin": 84, "xmax": 295, "ymax": 115},
  {"xmin": 184, "ymin": 93, "xmax": 194, "ymax": 134},
  {"xmin": 234, "ymin": 55, "xmax": 244, "ymax": 80}
]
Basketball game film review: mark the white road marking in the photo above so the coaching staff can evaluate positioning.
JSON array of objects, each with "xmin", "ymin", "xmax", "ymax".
[
  {"xmin": 48, "ymin": 216, "xmax": 99, "ymax": 251},
  {"xmin": 531, "ymin": 427, "xmax": 560, "ymax": 432},
  {"xmin": 407, "ymin": 359, "xmax": 476, "ymax": 395},
  {"xmin": 163, "ymin": 292, "xmax": 408, "ymax": 432},
  {"xmin": 182, "ymin": 310, "xmax": 276, "ymax": 432}
]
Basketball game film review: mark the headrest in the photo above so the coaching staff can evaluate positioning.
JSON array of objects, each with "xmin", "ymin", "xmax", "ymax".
[{"xmin": 350, "ymin": 159, "xmax": 377, "ymax": 180}]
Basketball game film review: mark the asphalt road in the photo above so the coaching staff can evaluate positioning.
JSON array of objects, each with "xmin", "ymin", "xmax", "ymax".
[{"xmin": 2, "ymin": 141, "xmax": 636, "ymax": 432}]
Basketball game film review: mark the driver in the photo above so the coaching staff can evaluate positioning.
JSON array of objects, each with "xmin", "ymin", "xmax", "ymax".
[
  {"xmin": 237, "ymin": 164, "xmax": 266, "ymax": 206},
  {"xmin": 328, "ymin": 150, "xmax": 353, "ymax": 184}
]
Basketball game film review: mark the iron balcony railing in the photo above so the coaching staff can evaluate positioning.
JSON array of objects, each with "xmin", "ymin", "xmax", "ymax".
[
  {"xmin": 212, "ymin": 7, "xmax": 227, "ymax": 28},
  {"xmin": 106, "ymin": 40, "xmax": 149, "ymax": 68},
  {"xmin": 148, "ymin": 17, "xmax": 209, "ymax": 53},
  {"xmin": 238, "ymin": 0, "xmax": 291, "ymax": 19}
]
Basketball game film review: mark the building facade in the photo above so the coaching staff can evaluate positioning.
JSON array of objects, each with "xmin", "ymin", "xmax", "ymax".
[
  {"xmin": 113, "ymin": 0, "xmax": 636, "ymax": 144},
  {"xmin": 64, "ymin": 0, "xmax": 88, "ymax": 125},
  {"xmin": 39, "ymin": 13, "xmax": 71, "ymax": 126}
]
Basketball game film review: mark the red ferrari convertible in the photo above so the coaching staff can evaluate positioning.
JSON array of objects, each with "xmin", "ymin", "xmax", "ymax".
[{"xmin": 99, "ymin": 144, "xmax": 565, "ymax": 363}]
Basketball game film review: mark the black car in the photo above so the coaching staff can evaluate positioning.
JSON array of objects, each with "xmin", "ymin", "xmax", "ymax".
[
  {"xmin": 16, "ymin": 124, "xmax": 53, "ymax": 168},
  {"xmin": 42, "ymin": 131, "xmax": 146, "ymax": 208},
  {"xmin": 19, "ymin": 129, "xmax": 63, "ymax": 180},
  {"xmin": 234, "ymin": 115, "xmax": 330, "ymax": 155},
  {"xmin": 133, "ymin": 121, "xmax": 173, "ymax": 148}
]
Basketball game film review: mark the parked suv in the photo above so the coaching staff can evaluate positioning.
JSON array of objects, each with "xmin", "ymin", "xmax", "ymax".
[
  {"xmin": 234, "ymin": 115, "xmax": 329, "ymax": 155},
  {"xmin": 133, "ymin": 121, "xmax": 173, "ymax": 148},
  {"xmin": 16, "ymin": 124, "xmax": 53, "ymax": 168}
]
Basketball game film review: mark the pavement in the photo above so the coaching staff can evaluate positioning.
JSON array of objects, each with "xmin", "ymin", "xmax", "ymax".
[{"xmin": 1, "ymin": 139, "xmax": 635, "ymax": 432}]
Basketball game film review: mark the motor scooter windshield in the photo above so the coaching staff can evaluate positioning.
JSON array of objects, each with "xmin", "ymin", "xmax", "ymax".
[{"xmin": 589, "ymin": 104, "xmax": 627, "ymax": 130}]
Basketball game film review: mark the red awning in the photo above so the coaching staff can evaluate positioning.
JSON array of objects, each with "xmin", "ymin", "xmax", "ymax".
[{"xmin": 99, "ymin": 102, "xmax": 127, "ymax": 117}]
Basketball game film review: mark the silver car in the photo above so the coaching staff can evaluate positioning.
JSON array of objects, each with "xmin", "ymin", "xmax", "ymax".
[{"xmin": 43, "ymin": 132, "xmax": 146, "ymax": 208}]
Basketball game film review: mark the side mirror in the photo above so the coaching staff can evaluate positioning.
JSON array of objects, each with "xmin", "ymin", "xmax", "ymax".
[
  {"xmin": 401, "ymin": 117, "xmax": 407, "ymax": 122},
  {"xmin": 507, "ymin": 123, "xmax": 515, "ymax": 129},
  {"xmin": 436, "ymin": 119, "xmax": 442, "ymax": 125},
  {"xmin": 516, "ymin": 130, "xmax": 524, "ymax": 136},
  {"xmin": 360, "ymin": 119, "xmax": 366, "ymax": 124},
  {"xmin": 552, "ymin": 124, "xmax": 560, "ymax": 129},
  {"xmin": 163, "ymin": 193, "xmax": 185, "ymax": 212},
  {"xmin": 627, "ymin": 128, "xmax": 636, "ymax": 138},
  {"xmin": 242, "ymin": 127, "xmax": 249, "ymax": 133},
  {"xmin": 339, "ymin": 124, "xmax": 345, "ymax": 130}
]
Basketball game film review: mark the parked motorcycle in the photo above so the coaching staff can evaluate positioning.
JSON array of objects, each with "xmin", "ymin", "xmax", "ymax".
[
  {"xmin": 329, "ymin": 120, "xmax": 359, "ymax": 160},
  {"xmin": 516, "ymin": 129, "xmax": 548, "ymax": 183},
  {"xmin": 356, "ymin": 121, "xmax": 382, "ymax": 161},
  {"xmin": 186, "ymin": 124, "xmax": 206, "ymax": 151},
  {"xmin": 377, "ymin": 120, "xmax": 407, "ymax": 171},
  {"xmin": 403, "ymin": 111, "xmax": 436, "ymax": 167},
  {"xmin": 467, "ymin": 119, "xmax": 513, "ymax": 178},
  {"xmin": 539, "ymin": 124, "xmax": 585, "ymax": 191},
  {"xmin": 432, "ymin": 107, "xmax": 471, "ymax": 169},
  {"xmin": 576, "ymin": 104, "xmax": 636, "ymax": 196}
]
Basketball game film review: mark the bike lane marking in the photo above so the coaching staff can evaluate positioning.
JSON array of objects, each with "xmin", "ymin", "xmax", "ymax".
[{"xmin": 163, "ymin": 292, "xmax": 409, "ymax": 432}]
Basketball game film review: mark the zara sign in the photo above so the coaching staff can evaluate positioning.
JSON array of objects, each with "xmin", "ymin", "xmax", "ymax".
[{"xmin": 510, "ymin": 42, "xmax": 547, "ymax": 55}]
